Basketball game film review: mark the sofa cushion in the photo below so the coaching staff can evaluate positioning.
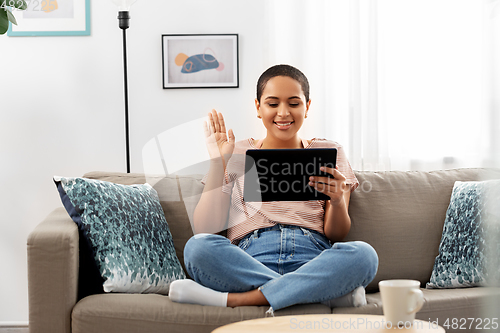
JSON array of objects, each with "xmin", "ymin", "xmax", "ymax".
[
  {"xmin": 346, "ymin": 168, "xmax": 500, "ymax": 292},
  {"xmin": 427, "ymin": 180, "xmax": 500, "ymax": 288},
  {"xmin": 71, "ymin": 294, "xmax": 331, "ymax": 333},
  {"xmin": 54, "ymin": 176, "xmax": 185, "ymax": 294},
  {"xmin": 72, "ymin": 288, "xmax": 500, "ymax": 333}
]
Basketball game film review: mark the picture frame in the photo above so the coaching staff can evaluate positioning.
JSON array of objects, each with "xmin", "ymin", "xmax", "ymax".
[
  {"xmin": 7, "ymin": 0, "xmax": 90, "ymax": 36},
  {"xmin": 162, "ymin": 34, "xmax": 239, "ymax": 89}
]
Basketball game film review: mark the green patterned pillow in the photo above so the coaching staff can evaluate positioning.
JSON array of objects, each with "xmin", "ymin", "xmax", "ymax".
[
  {"xmin": 427, "ymin": 180, "xmax": 500, "ymax": 289},
  {"xmin": 54, "ymin": 176, "xmax": 186, "ymax": 294}
]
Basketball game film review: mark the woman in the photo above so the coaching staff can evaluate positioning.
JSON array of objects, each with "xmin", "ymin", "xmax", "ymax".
[{"xmin": 169, "ymin": 64, "xmax": 378, "ymax": 312}]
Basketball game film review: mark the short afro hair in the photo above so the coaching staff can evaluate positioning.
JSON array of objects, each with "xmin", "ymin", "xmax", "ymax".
[{"xmin": 256, "ymin": 64, "xmax": 310, "ymax": 103}]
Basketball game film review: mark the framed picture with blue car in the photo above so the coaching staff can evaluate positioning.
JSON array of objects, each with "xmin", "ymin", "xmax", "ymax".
[{"xmin": 162, "ymin": 34, "xmax": 239, "ymax": 89}]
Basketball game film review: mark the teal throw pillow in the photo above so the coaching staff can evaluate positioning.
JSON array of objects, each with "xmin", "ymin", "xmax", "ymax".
[
  {"xmin": 427, "ymin": 180, "xmax": 500, "ymax": 288},
  {"xmin": 54, "ymin": 176, "xmax": 186, "ymax": 294}
]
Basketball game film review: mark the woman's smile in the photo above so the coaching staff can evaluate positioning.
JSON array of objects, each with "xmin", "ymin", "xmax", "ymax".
[{"xmin": 274, "ymin": 121, "xmax": 294, "ymax": 130}]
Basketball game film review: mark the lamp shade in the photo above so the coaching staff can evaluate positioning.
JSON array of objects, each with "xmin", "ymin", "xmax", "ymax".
[{"xmin": 111, "ymin": 0, "xmax": 137, "ymax": 11}]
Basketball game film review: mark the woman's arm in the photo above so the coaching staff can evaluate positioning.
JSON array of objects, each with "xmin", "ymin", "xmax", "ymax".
[
  {"xmin": 192, "ymin": 160, "xmax": 231, "ymax": 234},
  {"xmin": 323, "ymin": 186, "xmax": 351, "ymax": 242},
  {"xmin": 192, "ymin": 110, "xmax": 234, "ymax": 234},
  {"xmin": 309, "ymin": 166, "xmax": 352, "ymax": 243}
]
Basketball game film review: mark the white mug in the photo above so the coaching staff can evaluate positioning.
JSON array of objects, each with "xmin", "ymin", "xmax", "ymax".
[{"xmin": 379, "ymin": 279, "xmax": 424, "ymax": 327}]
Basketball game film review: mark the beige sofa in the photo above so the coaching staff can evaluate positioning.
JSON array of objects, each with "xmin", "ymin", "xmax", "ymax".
[{"xmin": 28, "ymin": 168, "xmax": 500, "ymax": 333}]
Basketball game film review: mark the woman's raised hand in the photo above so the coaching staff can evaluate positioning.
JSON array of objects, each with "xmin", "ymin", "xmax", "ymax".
[{"xmin": 203, "ymin": 109, "xmax": 235, "ymax": 168}]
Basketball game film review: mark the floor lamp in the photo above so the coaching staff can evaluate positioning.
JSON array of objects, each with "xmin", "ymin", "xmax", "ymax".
[{"xmin": 111, "ymin": 0, "xmax": 137, "ymax": 173}]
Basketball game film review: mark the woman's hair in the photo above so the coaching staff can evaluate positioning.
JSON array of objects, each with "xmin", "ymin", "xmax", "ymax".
[{"xmin": 256, "ymin": 64, "xmax": 310, "ymax": 103}]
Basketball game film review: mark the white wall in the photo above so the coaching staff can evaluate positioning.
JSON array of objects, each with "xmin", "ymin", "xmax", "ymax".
[{"xmin": 0, "ymin": 0, "xmax": 271, "ymax": 323}]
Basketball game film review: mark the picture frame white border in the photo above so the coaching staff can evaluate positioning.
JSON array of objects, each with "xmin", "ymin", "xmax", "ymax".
[{"xmin": 162, "ymin": 34, "xmax": 239, "ymax": 89}]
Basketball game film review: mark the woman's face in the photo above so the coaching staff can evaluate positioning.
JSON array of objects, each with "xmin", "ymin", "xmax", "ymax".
[{"xmin": 255, "ymin": 76, "xmax": 311, "ymax": 145}]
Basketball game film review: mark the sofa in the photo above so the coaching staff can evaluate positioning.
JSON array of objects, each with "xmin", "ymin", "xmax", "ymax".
[{"xmin": 28, "ymin": 168, "xmax": 500, "ymax": 333}]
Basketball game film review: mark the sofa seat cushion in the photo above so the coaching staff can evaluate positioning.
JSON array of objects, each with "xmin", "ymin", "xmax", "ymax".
[
  {"xmin": 333, "ymin": 287, "xmax": 500, "ymax": 325},
  {"xmin": 72, "ymin": 294, "xmax": 331, "ymax": 333}
]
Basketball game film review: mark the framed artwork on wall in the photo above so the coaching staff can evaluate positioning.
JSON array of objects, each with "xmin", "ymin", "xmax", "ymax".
[
  {"xmin": 162, "ymin": 34, "xmax": 239, "ymax": 89},
  {"xmin": 7, "ymin": 0, "xmax": 90, "ymax": 36}
]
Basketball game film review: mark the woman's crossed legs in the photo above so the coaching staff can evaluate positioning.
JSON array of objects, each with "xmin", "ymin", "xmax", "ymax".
[{"xmin": 170, "ymin": 227, "xmax": 378, "ymax": 311}]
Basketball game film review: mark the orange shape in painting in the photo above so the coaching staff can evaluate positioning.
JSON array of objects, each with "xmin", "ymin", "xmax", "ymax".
[
  {"xmin": 42, "ymin": 0, "xmax": 58, "ymax": 13},
  {"xmin": 175, "ymin": 53, "xmax": 189, "ymax": 67}
]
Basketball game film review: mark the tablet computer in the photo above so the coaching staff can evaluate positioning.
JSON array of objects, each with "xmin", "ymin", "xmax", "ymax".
[{"xmin": 243, "ymin": 148, "xmax": 337, "ymax": 202}]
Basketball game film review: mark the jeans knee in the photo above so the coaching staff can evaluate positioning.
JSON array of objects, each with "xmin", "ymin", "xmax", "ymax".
[
  {"xmin": 183, "ymin": 233, "xmax": 228, "ymax": 270},
  {"xmin": 184, "ymin": 233, "xmax": 212, "ymax": 266},
  {"xmin": 352, "ymin": 241, "xmax": 379, "ymax": 283}
]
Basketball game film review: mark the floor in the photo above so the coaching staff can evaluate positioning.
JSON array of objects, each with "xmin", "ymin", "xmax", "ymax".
[{"xmin": 0, "ymin": 328, "xmax": 29, "ymax": 333}]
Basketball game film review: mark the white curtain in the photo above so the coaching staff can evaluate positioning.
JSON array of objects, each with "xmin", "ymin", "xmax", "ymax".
[
  {"xmin": 485, "ymin": 0, "xmax": 500, "ymax": 169},
  {"xmin": 264, "ymin": 0, "xmax": 497, "ymax": 171}
]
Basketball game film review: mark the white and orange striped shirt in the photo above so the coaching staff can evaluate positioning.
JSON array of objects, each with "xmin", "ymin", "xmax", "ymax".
[{"xmin": 203, "ymin": 138, "xmax": 359, "ymax": 244}]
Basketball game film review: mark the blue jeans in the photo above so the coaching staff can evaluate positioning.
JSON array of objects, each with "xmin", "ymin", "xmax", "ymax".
[{"xmin": 183, "ymin": 224, "xmax": 378, "ymax": 311}]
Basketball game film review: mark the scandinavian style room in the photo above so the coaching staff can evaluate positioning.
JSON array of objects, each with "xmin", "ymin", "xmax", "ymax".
[{"xmin": 1, "ymin": 1, "xmax": 499, "ymax": 333}]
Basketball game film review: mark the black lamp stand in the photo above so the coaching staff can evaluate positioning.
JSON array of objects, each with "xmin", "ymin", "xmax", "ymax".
[{"xmin": 118, "ymin": 11, "xmax": 131, "ymax": 173}]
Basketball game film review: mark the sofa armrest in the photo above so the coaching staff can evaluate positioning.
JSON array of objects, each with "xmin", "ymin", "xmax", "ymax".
[{"xmin": 28, "ymin": 207, "xmax": 79, "ymax": 333}]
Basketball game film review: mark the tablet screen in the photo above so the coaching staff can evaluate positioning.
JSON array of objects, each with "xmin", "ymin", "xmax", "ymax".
[{"xmin": 243, "ymin": 148, "xmax": 337, "ymax": 202}]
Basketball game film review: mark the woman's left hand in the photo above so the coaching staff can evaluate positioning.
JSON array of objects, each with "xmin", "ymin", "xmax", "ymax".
[{"xmin": 308, "ymin": 166, "xmax": 349, "ymax": 206}]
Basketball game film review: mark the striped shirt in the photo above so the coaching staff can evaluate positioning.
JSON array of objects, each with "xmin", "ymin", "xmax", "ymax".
[{"xmin": 203, "ymin": 138, "xmax": 359, "ymax": 244}]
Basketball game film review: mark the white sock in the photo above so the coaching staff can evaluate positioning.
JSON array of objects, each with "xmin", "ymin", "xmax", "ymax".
[
  {"xmin": 352, "ymin": 286, "xmax": 367, "ymax": 307},
  {"xmin": 321, "ymin": 286, "xmax": 367, "ymax": 308},
  {"xmin": 169, "ymin": 279, "xmax": 228, "ymax": 307}
]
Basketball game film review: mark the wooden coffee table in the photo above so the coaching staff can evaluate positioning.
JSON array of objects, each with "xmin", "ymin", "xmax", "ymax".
[{"xmin": 212, "ymin": 314, "xmax": 445, "ymax": 332}]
